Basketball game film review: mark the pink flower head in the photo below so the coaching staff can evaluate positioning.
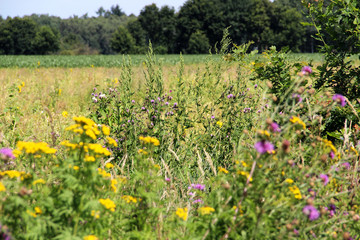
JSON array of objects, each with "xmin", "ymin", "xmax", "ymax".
[
  {"xmin": 319, "ymin": 174, "xmax": 329, "ymax": 186},
  {"xmin": 302, "ymin": 205, "xmax": 320, "ymax": 221},
  {"xmin": 342, "ymin": 162, "xmax": 351, "ymax": 170},
  {"xmin": 332, "ymin": 94, "xmax": 346, "ymax": 107},
  {"xmin": 254, "ymin": 140, "xmax": 274, "ymax": 154},
  {"xmin": 301, "ymin": 66, "xmax": 312, "ymax": 75},
  {"xmin": 0, "ymin": 148, "xmax": 15, "ymax": 159},
  {"xmin": 269, "ymin": 122, "xmax": 281, "ymax": 133}
]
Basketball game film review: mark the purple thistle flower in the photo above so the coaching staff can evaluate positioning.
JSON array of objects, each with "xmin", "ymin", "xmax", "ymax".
[
  {"xmin": 193, "ymin": 184, "xmax": 205, "ymax": 191},
  {"xmin": 211, "ymin": 115, "xmax": 215, "ymax": 119},
  {"xmin": 193, "ymin": 199, "xmax": 204, "ymax": 204},
  {"xmin": 254, "ymin": 84, "xmax": 258, "ymax": 89},
  {"xmin": 302, "ymin": 205, "xmax": 320, "ymax": 221},
  {"xmin": 342, "ymin": 162, "xmax": 351, "ymax": 169},
  {"xmin": 151, "ymin": 99, "xmax": 155, "ymax": 103},
  {"xmin": 227, "ymin": 94, "xmax": 234, "ymax": 99},
  {"xmin": 319, "ymin": 174, "xmax": 329, "ymax": 186},
  {"xmin": 269, "ymin": 122, "xmax": 281, "ymax": 133},
  {"xmin": 165, "ymin": 177, "xmax": 171, "ymax": 182},
  {"xmin": 131, "ymin": 100, "xmax": 135, "ymax": 103},
  {"xmin": 173, "ymin": 103, "xmax": 178, "ymax": 108},
  {"xmin": 329, "ymin": 151, "xmax": 335, "ymax": 159},
  {"xmin": 0, "ymin": 148, "xmax": 15, "ymax": 159},
  {"xmin": 165, "ymin": 102, "xmax": 169, "ymax": 105},
  {"xmin": 292, "ymin": 93, "xmax": 303, "ymax": 103},
  {"xmin": 332, "ymin": 94, "xmax": 346, "ymax": 107},
  {"xmin": 301, "ymin": 66, "xmax": 312, "ymax": 75},
  {"xmin": 254, "ymin": 140, "xmax": 274, "ymax": 154}
]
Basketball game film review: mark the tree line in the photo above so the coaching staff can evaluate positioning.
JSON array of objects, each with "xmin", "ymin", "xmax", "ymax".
[{"xmin": 0, "ymin": 0, "xmax": 318, "ymax": 55}]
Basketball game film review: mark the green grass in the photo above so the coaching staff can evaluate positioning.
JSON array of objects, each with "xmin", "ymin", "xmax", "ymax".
[
  {"xmin": 0, "ymin": 53, "xmax": 341, "ymax": 68},
  {"xmin": 0, "ymin": 55, "xmax": 221, "ymax": 68}
]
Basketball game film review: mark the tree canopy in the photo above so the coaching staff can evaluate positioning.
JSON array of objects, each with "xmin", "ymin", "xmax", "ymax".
[{"xmin": 0, "ymin": 1, "xmax": 316, "ymax": 55}]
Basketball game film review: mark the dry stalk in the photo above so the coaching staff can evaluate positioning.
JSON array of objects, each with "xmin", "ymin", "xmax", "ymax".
[{"xmin": 204, "ymin": 149, "xmax": 217, "ymax": 176}]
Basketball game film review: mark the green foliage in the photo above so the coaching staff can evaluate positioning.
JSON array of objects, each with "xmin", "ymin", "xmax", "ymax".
[
  {"xmin": 187, "ymin": 30, "xmax": 210, "ymax": 54},
  {"xmin": 33, "ymin": 26, "xmax": 60, "ymax": 55},
  {"xmin": 252, "ymin": 46, "xmax": 304, "ymax": 104},
  {"xmin": 304, "ymin": 0, "xmax": 360, "ymax": 133},
  {"xmin": 110, "ymin": 26, "xmax": 135, "ymax": 54}
]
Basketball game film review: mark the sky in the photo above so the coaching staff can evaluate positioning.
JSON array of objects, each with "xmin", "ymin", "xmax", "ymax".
[{"xmin": 0, "ymin": 0, "xmax": 188, "ymax": 19}]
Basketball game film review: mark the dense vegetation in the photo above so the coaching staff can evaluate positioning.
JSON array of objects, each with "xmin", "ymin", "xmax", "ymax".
[
  {"xmin": 0, "ymin": 0, "xmax": 318, "ymax": 55},
  {"xmin": 0, "ymin": 0, "xmax": 360, "ymax": 239}
]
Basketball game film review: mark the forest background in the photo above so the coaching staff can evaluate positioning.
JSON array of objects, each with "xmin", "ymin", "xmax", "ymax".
[{"xmin": 0, "ymin": 0, "xmax": 319, "ymax": 55}]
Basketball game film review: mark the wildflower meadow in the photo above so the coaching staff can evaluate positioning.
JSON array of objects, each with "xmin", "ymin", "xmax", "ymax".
[{"xmin": 1, "ymin": 0, "xmax": 360, "ymax": 239}]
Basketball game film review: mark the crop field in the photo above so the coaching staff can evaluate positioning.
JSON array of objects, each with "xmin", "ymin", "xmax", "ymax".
[
  {"xmin": 1, "ymin": 53, "xmax": 347, "ymax": 68},
  {"xmin": 1, "ymin": 45, "xmax": 360, "ymax": 239}
]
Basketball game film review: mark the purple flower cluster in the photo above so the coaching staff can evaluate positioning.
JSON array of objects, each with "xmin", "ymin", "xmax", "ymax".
[
  {"xmin": 269, "ymin": 122, "xmax": 281, "ymax": 133},
  {"xmin": 319, "ymin": 174, "xmax": 329, "ymax": 186},
  {"xmin": 302, "ymin": 205, "xmax": 320, "ymax": 221},
  {"xmin": 0, "ymin": 148, "xmax": 15, "ymax": 159},
  {"xmin": 301, "ymin": 66, "xmax": 312, "ymax": 75},
  {"xmin": 292, "ymin": 93, "xmax": 303, "ymax": 103},
  {"xmin": 188, "ymin": 184, "xmax": 205, "ymax": 191},
  {"xmin": 332, "ymin": 94, "xmax": 346, "ymax": 107},
  {"xmin": 243, "ymin": 108, "xmax": 251, "ymax": 113},
  {"xmin": 254, "ymin": 140, "xmax": 274, "ymax": 154}
]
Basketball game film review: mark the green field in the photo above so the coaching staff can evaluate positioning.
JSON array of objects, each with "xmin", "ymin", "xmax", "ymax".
[{"xmin": 0, "ymin": 53, "xmax": 337, "ymax": 68}]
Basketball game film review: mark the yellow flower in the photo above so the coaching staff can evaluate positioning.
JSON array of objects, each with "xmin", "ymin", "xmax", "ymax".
[
  {"xmin": 91, "ymin": 210, "xmax": 100, "ymax": 219},
  {"xmin": 84, "ymin": 155, "xmax": 96, "ymax": 162},
  {"xmin": 237, "ymin": 170, "xmax": 253, "ymax": 182},
  {"xmin": 84, "ymin": 235, "xmax": 98, "ymax": 240},
  {"xmin": 32, "ymin": 179, "xmax": 46, "ymax": 185},
  {"xmin": 138, "ymin": 149, "xmax": 148, "ymax": 155},
  {"xmin": 87, "ymin": 143, "xmax": 111, "ymax": 156},
  {"xmin": 35, "ymin": 207, "xmax": 42, "ymax": 215},
  {"xmin": 110, "ymin": 179, "xmax": 118, "ymax": 192},
  {"xmin": 0, "ymin": 182, "xmax": 6, "ymax": 192},
  {"xmin": 176, "ymin": 207, "xmax": 188, "ymax": 221},
  {"xmin": 153, "ymin": 164, "xmax": 161, "ymax": 170},
  {"xmin": 98, "ymin": 168, "xmax": 111, "ymax": 178},
  {"xmin": 18, "ymin": 85, "xmax": 22, "ymax": 93},
  {"xmin": 73, "ymin": 166, "xmax": 79, "ymax": 170},
  {"xmin": 106, "ymin": 137, "xmax": 118, "ymax": 147},
  {"xmin": 198, "ymin": 206, "xmax": 215, "ymax": 215},
  {"xmin": 122, "ymin": 195, "xmax": 138, "ymax": 203},
  {"xmin": 290, "ymin": 116, "xmax": 306, "ymax": 130},
  {"xmin": 240, "ymin": 160, "xmax": 249, "ymax": 167},
  {"xmin": 58, "ymin": 89, "xmax": 62, "ymax": 96},
  {"xmin": 62, "ymin": 111, "xmax": 68, "ymax": 118},
  {"xmin": 289, "ymin": 186, "xmax": 302, "ymax": 199},
  {"xmin": 257, "ymin": 130, "xmax": 270, "ymax": 137},
  {"xmin": 27, "ymin": 210, "xmax": 37, "ymax": 218},
  {"xmin": 350, "ymin": 146, "xmax": 359, "ymax": 156},
  {"xmin": 218, "ymin": 167, "xmax": 229, "ymax": 174},
  {"xmin": 99, "ymin": 198, "xmax": 116, "ymax": 212},
  {"xmin": 216, "ymin": 121, "xmax": 223, "ymax": 128},
  {"xmin": 0, "ymin": 170, "xmax": 26, "ymax": 179},
  {"xmin": 284, "ymin": 178, "xmax": 294, "ymax": 184},
  {"xmin": 16, "ymin": 141, "xmax": 57, "ymax": 155},
  {"xmin": 105, "ymin": 162, "xmax": 114, "ymax": 169},
  {"xmin": 139, "ymin": 136, "xmax": 160, "ymax": 146},
  {"xmin": 102, "ymin": 125, "xmax": 110, "ymax": 136}
]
